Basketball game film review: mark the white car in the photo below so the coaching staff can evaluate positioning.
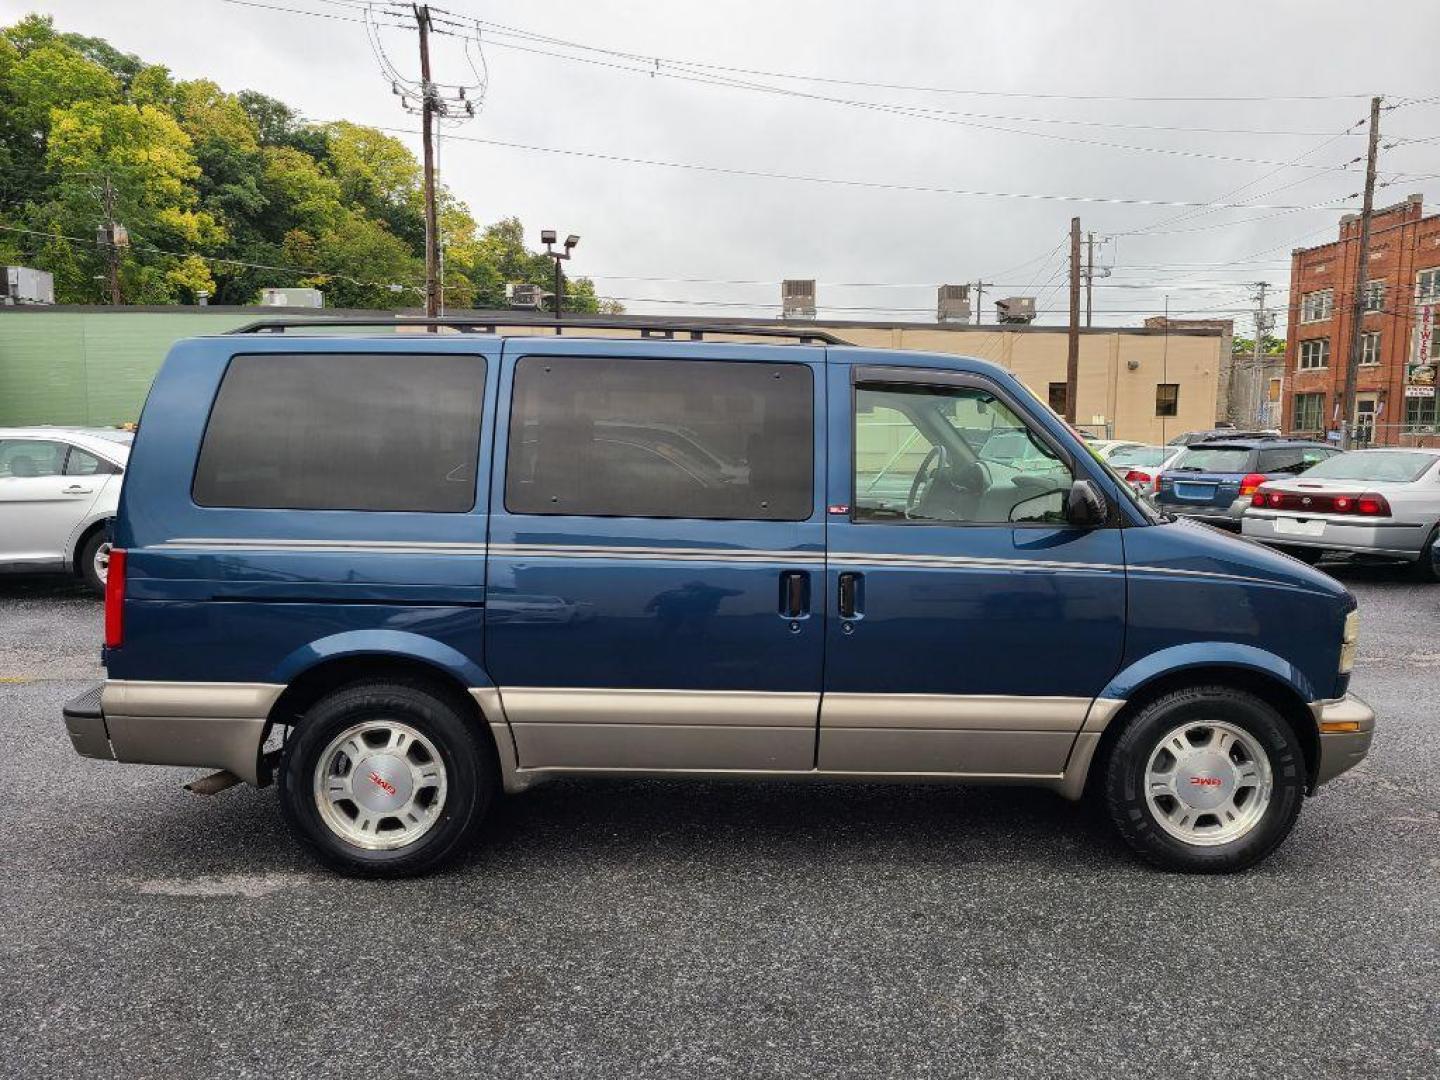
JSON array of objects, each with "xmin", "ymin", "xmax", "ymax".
[
  {"xmin": 1106, "ymin": 443, "xmax": 1185, "ymax": 496},
  {"xmin": 0, "ymin": 427, "xmax": 131, "ymax": 593}
]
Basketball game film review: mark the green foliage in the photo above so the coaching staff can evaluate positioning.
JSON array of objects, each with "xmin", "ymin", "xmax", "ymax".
[
  {"xmin": 1233, "ymin": 334, "xmax": 1285, "ymax": 357},
  {"xmin": 0, "ymin": 13, "xmax": 615, "ymax": 313}
]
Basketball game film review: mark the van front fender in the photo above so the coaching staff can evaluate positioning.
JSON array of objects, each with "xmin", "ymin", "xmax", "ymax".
[{"xmin": 1100, "ymin": 642, "xmax": 1318, "ymax": 707}]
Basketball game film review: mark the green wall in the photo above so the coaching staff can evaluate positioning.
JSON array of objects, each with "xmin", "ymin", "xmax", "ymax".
[{"xmin": 0, "ymin": 310, "xmax": 256, "ymax": 426}]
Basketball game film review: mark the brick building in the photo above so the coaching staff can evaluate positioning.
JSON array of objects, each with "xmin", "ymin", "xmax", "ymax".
[{"xmin": 1282, "ymin": 194, "xmax": 1440, "ymax": 445}]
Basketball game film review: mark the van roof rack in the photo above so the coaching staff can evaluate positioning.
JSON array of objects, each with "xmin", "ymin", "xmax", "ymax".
[{"xmin": 227, "ymin": 316, "xmax": 851, "ymax": 346}]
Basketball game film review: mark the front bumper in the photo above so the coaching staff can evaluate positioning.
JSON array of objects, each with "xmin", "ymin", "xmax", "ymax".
[
  {"xmin": 1243, "ymin": 512, "xmax": 1428, "ymax": 559},
  {"xmin": 1311, "ymin": 693, "xmax": 1376, "ymax": 788},
  {"xmin": 62, "ymin": 680, "xmax": 279, "ymax": 785}
]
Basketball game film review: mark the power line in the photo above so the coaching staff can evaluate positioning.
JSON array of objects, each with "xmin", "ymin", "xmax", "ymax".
[
  {"xmin": 364, "ymin": 124, "xmax": 1365, "ymax": 213},
  {"xmin": 427, "ymin": 11, "xmax": 1382, "ymax": 104}
]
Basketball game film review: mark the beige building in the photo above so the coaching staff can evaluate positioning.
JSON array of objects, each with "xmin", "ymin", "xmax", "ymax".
[{"xmin": 807, "ymin": 320, "xmax": 1227, "ymax": 443}]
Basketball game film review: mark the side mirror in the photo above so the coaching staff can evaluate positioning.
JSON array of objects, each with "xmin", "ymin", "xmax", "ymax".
[{"xmin": 1066, "ymin": 479, "xmax": 1107, "ymax": 528}]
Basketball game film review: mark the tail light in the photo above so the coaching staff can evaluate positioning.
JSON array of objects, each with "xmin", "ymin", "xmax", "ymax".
[
  {"xmin": 1251, "ymin": 491, "xmax": 1392, "ymax": 516},
  {"xmin": 1153, "ymin": 472, "xmax": 1163, "ymax": 493},
  {"xmin": 104, "ymin": 548, "xmax": 126, "ymax": 649},
  {"xmin": 1238, "ymin": 473, "xmax": 1268, "ymax": 496},
  {"xmin": 1123, "ymin": 469, "xmax": 1150, "ymax": 484}
]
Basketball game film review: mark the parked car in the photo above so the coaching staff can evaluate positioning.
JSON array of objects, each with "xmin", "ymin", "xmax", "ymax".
[
  {"xmin": 63, "ymin": 320, "xmax": 1372, "ymax": 877},
  {"xmin": 1167, "ymin": 427, "xmax": 1280, "ymax": 447},
  {"xmin": 0, "ymin": 427, "xmax": 131, "ymax": 593},
  {"xmin": 1085, "ymin": 439, "xmax": 1149, "ymax": 461},
  {"xmin": 1106, "ymin": 443, "xmax": 1184, "ymax": 496},
  {"xmin": 1242, "ymin": 448, "xmax": 1440, "ymax": 579},
  {"xmin": 1155, "ymin": 438, "xmax": 1338, "ymax": 528}
]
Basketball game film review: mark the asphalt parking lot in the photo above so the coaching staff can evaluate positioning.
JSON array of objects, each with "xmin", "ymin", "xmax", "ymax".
[{"xmin": 1, "ymin": 569, "xmax": 1436, "ymax": 1080}]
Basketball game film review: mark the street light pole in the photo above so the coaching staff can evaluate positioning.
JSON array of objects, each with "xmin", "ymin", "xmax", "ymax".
[{"xmin": 541, "ymin": 229, "xmax": 579, "ymax": 335}]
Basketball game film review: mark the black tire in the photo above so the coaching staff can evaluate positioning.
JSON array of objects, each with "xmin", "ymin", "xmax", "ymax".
[
  {"xmin": 1409, "ymin": 525, "xmax": 1440, "ymax": 583},
  {"xmin": 77, "ymin": 529, "xmax": 109, "ymax": 596},
  {"xmin": 1103, "ymin": 686, "xmax": 1306, "ymax": 873},
  {"xmin": 278, "ymin": 680, "xmax": 495, "ymax": 877}
]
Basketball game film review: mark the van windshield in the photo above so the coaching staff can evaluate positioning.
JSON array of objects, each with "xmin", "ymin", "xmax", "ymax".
[
  {"xmin": 1172, "ymin": 446, "xmax": 1251, "ymax": 472},
  {"xmin": 1300, "ymin": 451, "xmax": 1436, "ymax": 483}
]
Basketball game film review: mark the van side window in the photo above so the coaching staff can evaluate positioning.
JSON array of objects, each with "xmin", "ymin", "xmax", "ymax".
[
  {"xmin": 193, "ymin": 352, "xmax": 486, "ymax": 512},
  {"xmin": 854, "ymin": 383, "xmax": 1073, "ymax": 525},
  {"xmin": 505, "ymin": 356, "xmax": 812, "ymax": 520}
]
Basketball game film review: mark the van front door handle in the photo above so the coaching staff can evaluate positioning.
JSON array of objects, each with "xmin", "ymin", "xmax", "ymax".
[
  {"xmin": 779, "ymin": 570, "xmax": 810, "ymax": 618},
  {"xmin": 838, "ymin": 571, "xmax": 863, "ymax": 619}
]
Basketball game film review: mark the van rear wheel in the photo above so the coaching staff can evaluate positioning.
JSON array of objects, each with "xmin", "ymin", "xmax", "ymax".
[
  {"xmin": 1103, "ymin": 686, "xmax": 1305, "ymax": 873},
  {"xmin": 278, "ymin": 681, "xmax": 494, "ymax": 877}
]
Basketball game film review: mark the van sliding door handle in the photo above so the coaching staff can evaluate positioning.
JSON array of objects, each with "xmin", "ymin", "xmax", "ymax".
[
  {"xmin": 838, "ymin": 572, "xmax": 863, "ymax": 619},
  {"xmin": 779, "ymin": 571, "xmax": 810, "ymax": 618}
]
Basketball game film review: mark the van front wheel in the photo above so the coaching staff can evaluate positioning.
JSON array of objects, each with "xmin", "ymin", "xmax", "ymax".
[
  {"xmin": 278, "ymin": 681, "xmax": 494, "ymax": 877},
  {"xmin": 1103, "ymin": 686, "xmax": 1305, "ymax": 873}
]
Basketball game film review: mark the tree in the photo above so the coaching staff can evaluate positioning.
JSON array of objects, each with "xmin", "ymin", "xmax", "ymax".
[
  {"xmin": 1233, "ymin": 334, "xmax": 1285, "ymax": 357},
  {"xmin": 0, "ymin": 13, "xmax": 621, "ymax": 313}
]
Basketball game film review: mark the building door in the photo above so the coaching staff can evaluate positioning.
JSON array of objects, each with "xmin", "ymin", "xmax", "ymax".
[
  {"xmin": 818, "ymin": 362, "xmax": 1127, "ymax": 777},
  {"xmin": 485, "ymin": 344, "xmax": 827, "ymax": 773},
  {"xmin": 1354, "ymin": 394, "xmax": 1378, "ymax": 446}
]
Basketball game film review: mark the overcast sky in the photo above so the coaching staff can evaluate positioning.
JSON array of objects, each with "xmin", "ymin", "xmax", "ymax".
[{"xmin": 8, "ymin": 0, "xmax": 1440, "ymax": 332}]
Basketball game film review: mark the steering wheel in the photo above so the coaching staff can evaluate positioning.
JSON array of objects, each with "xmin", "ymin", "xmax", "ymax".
[{"xmin": 906, "ymin": 446, "xmax": 944, "ymax": 518}]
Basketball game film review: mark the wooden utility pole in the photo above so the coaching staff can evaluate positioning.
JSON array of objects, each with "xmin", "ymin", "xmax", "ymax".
[
  {"xmin": 1065, "ymin": 216, "xmax": 1081, "ymax": 423},
  {"xmin": 1340, "ymin": 95, "xmax": 1382, "ymax": 448},
  {"xmin": 414, "ymin": 3, "xmax": 440, "ymax": 319},
  {"xmin": 101, "ymin": 175, "xmax": 121, "ymax": 305}
]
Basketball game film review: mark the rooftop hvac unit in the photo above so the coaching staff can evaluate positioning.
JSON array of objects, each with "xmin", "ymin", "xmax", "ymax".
[
  {"xmin": 994, "ymin": 296, "xmax": 1037, "ymax": 324},
  {"xmin": 1, "ymin": 266, "xmax": 55, "ymax": 305},
  {"xmin": 505, "ymin": 282, "xmax": 545, "ymax": 309},
  {"xmin": 782, "ymin": 278, "xmax": 817, "ymax": 320},
  {"xmin": 260, "ymin": 287, "xmax": 324, "ymax": 308},
  {"xmin": 937, "ymin": 284, "xmax": 971, "ymax": 323}
]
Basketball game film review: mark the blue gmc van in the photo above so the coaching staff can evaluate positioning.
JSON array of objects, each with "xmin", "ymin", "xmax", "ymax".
[{"xmin": 62, "ymin": 319, "xmax": 1374, "ymax": 877}]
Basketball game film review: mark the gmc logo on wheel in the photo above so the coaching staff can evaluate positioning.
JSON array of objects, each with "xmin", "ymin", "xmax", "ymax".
[
  {"xmin": 368, "ymin": 771, "xmax": 397, "ymax": 796},
  {"xmin": 1189, "ymin": 776, "xmax": 1223, "ymax": 788}
]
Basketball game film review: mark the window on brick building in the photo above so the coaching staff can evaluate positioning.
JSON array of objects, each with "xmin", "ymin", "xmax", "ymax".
[
  {"xmin": 1364, "ymin": 280, "xmax": 1385, "ymax": 312},
  {"xmin": 1418, "ymin": 268, "xmax": 1440, "ymax": 303},
  {"xmin": 1298, "ymin": 339, "xmax": 1330, "ymax": 370},
  {"xmin": 1361, "ymin": 331, "xmax": 1381, "ymax": 365},
  {"xmin": 1293, "ymin": 392, "xmax": 1325, "ymax": 432},
  {"xmin": 1404, "ymin": 395, "xmax": 1437, "ymax": 432},
  {"xmin": 1301, "ymin": 289, "xmax": 1334, "ymax": 323},
  {"xmin": 1155, "ymin": 383, "xmax": 1179, "ymax": 417}
]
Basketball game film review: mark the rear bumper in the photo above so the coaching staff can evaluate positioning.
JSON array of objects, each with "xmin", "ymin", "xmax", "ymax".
[
  {"xmin": 1311, "ymin": 693, "xmax": 1376, "ymax": 788},
  {"xmin": 1242, "ymin": 513, "xmax": 1428, "ymax": 559},
  {"xmin": 62, "ymin": 680, "xmax": 281, "ymax": 785},
  {"xmin": 1158, "ymin": 497, "xmax": 1247, "ymax": 528}
]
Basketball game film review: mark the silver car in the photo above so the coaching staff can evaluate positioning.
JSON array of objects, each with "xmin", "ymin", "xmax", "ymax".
[
  {"xmin": 1242, "ymin": 447, "xmax": 1440, "ymax": 579},
  {"xmin": 0, "ymin": 427, "xmax": 131, "ymax": 593}
]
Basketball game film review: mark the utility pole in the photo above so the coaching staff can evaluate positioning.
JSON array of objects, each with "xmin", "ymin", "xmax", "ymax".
[
  {"xmin": 972, "ymin": 280, "xmax": 992, "ymax": 325},
  {"xmin": 100, "ymin": 174, "xmax": 122, "ymax": 305},
  {"xmin": 413, "ymin": 3, "xmax": 440, "ymax": 319},
  {"xmin": 1341, "ymin": 95, "xmax": 1382, "ymax": 449},
  {"xmin": 1250, "ymin": 282, "xmax": 1271, "ymax": 427},
  {"xmin": 1085, "ymin": 232, "xmax": 1095, "ymax": 328},
  {"xmin": 1065, "ymin": 216, "xmax": 1081, "ymax": 423}
]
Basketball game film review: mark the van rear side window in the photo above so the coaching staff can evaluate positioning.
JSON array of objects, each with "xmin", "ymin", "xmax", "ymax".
[
  {"xmin": 505, "ymin": 356, "xmax": 813, "ymax": 520},
  {"xmin": 193, "ymin": 352, "xmax": 486, "ymax": 512}
]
